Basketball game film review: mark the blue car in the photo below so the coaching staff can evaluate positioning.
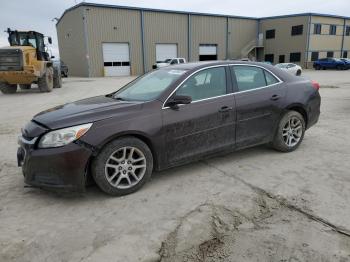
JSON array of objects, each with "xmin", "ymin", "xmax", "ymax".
[{"xmin": 313, "ymin": 58, "xmax": 347, "ymax": 70}]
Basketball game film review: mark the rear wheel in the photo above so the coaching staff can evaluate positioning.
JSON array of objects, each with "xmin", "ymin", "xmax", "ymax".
[
  {"xmin": 53, "ymin": 68, "xmax": 62, "ymax": 88},
  {"xmin": 272, "ymin": 111, "xmax": 305, "ymax": 152},
  {"xmin": 19, "ymin": 84, "xmax": 31, "ymax": 90},
  {"xmin": 0, "ymin": 82, "xmax": 17, "ymax": 94},
  {"xmin": 38, "ymin": 67, "xmax": 53, "ymax": 92},
  {"xmin": 92, "ymin": 137, "xmax": 153, "ymax": 196}
]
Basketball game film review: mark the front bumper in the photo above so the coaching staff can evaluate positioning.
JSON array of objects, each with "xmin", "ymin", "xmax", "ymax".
[{"xmin": 17, "ymin": 136, "xmax": 93, "ymax": 192}]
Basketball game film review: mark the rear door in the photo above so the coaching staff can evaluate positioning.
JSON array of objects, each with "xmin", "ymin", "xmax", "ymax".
[
  {"xmin": 231, "ymin": 65, "xmax": 287, "ymax": 148},
  {"xmin": 162, "ymin": 66, "xmax": 235, "ymax": 165}
]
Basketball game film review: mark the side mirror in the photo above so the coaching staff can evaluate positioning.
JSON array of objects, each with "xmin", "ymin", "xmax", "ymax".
[
  {"xmin": 166, "ymin": 95, "xmax": 192, "ymax": 109},
  {"xmin": 48, "ymin": 37, "xmax": 52, "ymax": 44}
]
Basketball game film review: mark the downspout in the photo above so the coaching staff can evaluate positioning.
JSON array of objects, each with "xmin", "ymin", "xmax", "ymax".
[
  {"xmin": 305, "ymin": 15, "xmax": 311, "ymax": 69},
  {"xmin": 341, "ymin": 18, "xmax": 346, "ymax": 58},
  {"xmin": 82, "ymin": 7, "xmax": 91, "ymax": 77},
  {"xmin": 188, "ymin": 14, "xmax": 192, "ymax": 62},
  {"xmin": 226, "ymin": 17, "xmax": 229, "ymax": 60},
  {"xmin": 140, "ymin": 10, "xmax": 146, "ymax": 73}
]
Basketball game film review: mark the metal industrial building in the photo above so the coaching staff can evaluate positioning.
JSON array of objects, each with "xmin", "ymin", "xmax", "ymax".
[{"xmin": 56, "ymin": 2, "xmax": 350, "ymax": 77}]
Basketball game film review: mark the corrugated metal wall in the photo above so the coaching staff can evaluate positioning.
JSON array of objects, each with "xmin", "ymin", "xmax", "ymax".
[
  {"xmin": 228, "ymin": 18, "xmax": 258, "ymax": 59},
  {"xmin": 84, "ymin": 7, "xmax": 143, "ymax": 77},
  {"xmin": 190, "ymin": 15, "xmax": 227, "ymax": 61},
  {"xmin": 260, "ymin": 16, "xmax": 308, "ymax": 66},
  {"xmin": 56, "ymin": 7, "xmax": 89, "ymax": 77},
  {"xmin": 143, "ymin": 11, "xmax": 188, "ymax": 72}
]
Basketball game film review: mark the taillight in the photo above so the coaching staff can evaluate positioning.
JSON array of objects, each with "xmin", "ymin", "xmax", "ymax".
[{"xmin": 311, "ymin": 80, "xmax": 320, "ymax": 91}]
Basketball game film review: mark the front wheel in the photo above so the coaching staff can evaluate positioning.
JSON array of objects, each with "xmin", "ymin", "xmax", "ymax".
[
  {"xmin": 272, "ymin": 111, "xmax": 305, "ymax": 152},
  {"xmin": 296, "ymin": 69, "xmax": 302, "ymax": 76},
  {"xmin": 92, "ymin": 137, "xmax": 153, "ymax": 196},
  {"xmin": 38, "ymin": 67, "xmax": 53, "ymax": 92}
]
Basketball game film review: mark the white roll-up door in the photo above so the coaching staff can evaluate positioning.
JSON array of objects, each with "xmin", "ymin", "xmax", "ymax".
[
  {"xmin": 199, "ymin": 44, "xmax": 218, "ymax": 61},
  {"xmin": 156, "ymin": 44, "xmax": 177, "ymax": 62},
  {"xmin": 199, "ymin": 44, "xmax": 217, "ymax": 55},
  {"xmin": 102, "ymin": 43, "xmax": 130, "ymax": 76}
]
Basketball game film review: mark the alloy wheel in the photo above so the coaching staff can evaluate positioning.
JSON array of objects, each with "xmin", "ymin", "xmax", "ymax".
[
  {"xmin": 282, "ymin": 116, "xmax": 303, "ymax": 147},
  {"xmin": 104, "ymin": 146, "xmax": 147, "ymax": 189}
]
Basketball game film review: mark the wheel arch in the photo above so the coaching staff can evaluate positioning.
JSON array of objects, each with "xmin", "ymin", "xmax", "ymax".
[
  {"xmin": 285, "ymin": 104, "xmax": 308, "ymax": 128},
  {"xmin": 92, "ymin": 131, "xmax": 159, "ymax": 170}
]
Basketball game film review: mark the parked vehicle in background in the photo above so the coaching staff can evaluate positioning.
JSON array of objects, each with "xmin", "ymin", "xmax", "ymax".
[
  {"xmin": 152, "ymin": 58, "xmax": 186, "ymax": 69},
  {"xmin": 53, "ymin": 60, "xmax": 68, "ymax": 77},
  {"xmin": 275, "ymin": 63, "xmax": 302, "ymax": 76},
  {"xmin": 313, "ymin": 58, "xmax": 347, "ymax": 70},
  {"xmin": 340, "ymin": 58, "xmax": 350, "ymax": 69},
  {"xmin": 261, "ymin": 61, "xmax": 273, "ymax": 65},
  {"xmin": 0, "ymin": 28, "xmax": 61, "ymax": 94},
  {"xmin": 17, "ymin": 61, "xmax": 321, "ymax": 196}
]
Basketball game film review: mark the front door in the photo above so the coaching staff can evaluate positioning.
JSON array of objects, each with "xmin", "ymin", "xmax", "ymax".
[
  {"xmin": 162, "ymin": 66, "xmax": 235, "ymax": 166},
  {"xmin": 230, "ymin": 65, "xmax": 287, "ymax": 148}
]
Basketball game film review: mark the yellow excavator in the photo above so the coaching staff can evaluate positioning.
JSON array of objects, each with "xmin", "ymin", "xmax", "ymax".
[{"xmin": 0, "ymin": 28, "xmax": 61, "ymax": 94}]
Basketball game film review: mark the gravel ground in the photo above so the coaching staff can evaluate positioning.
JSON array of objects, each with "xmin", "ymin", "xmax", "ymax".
[{"xmin": 0, "ymin": 70, "xmax": 349, "ymax": 262}]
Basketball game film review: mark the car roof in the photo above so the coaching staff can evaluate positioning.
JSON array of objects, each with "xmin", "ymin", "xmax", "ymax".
[{"xmin": 160, "ymin": 60, "xmax": 298, "ymax": 82}]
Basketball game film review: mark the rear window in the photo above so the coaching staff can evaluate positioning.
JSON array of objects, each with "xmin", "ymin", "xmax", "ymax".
[{"xmin": 231, "ymin": 65, "xmax": 280, "ymax": 92}]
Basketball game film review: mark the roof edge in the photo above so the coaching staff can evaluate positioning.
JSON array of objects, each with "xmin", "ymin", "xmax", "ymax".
[{"xmin": 56, "ymin": 2, "xmax": 350, "ymax": 26}]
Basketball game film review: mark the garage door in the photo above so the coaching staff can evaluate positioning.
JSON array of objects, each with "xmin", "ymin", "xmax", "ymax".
[
  {"xmin": 199, "ymin": 44, "xmax": 217, "ymax": 61},
  {"xmin": 102, "ymin": 43, "xmax": 130, "ymax": 76},
  {"xmin": 156, "ymin": 44, "xmax": 177, "ymax": 63}
]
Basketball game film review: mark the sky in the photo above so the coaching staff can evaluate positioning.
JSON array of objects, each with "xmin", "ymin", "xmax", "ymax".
[{"xmin": 1, "ymin": 0, "xmax": 350, "ymax": 57}]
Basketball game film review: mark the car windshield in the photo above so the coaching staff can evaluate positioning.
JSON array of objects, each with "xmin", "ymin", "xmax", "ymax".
[
  {"xmin": 276, "ymin": 64, "xmax": 288, "ymax": 68},
  {"xmin": 164, "ymin": 59, "xmax": 172, "ymax": 63},
  {"xmin": 113, "ymin": 69, "xmax": 187, "ymax": 101}
]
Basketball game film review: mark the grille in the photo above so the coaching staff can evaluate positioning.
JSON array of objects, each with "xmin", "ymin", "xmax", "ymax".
[{"xmin": 0, "ymin": 49, "xmax": 23, "ymax": 71}]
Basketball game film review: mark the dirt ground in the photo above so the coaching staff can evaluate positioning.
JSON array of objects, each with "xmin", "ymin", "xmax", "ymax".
[{"xmin": 0, "ymin": 70, "xmax": 349, "ymax": 262}]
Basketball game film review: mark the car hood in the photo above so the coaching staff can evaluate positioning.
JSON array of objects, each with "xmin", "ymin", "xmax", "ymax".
[{"xmin": 33, "ymin": 95, "xmax": 142, "ymax": 129}]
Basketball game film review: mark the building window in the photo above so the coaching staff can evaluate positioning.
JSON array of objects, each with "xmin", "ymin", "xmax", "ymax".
[
  {"xmin": 329, "ymin": 25, "xmax": 337, "ymax": 35},
  {"xmin": 291, "ymin": 25, "xmax": 303, "ymax": 36},
  {"xmin": 346, "ymin": 26, "xmax": 350, "ymax": 36},
  {"xmin": 314, "ymin": 24, "xmax": 322, "ymax": 34},
  {"xmin": 290, "ymin": 52, "xmax": 301, "ymax": 62},
  {"xmin": 327, "ymin": 51, "xmax": 334, "ymax": 58},
  {"xmin": 343, "ymin": 51, "xmax": 348, "ymax": 58},
  {"xmin": 266, "ymin": 29, "xmax": 275, "ymax": 39},
  {"xmin": 264, "ymin": 54, "xmax": 274, "ymax": 63},
  {"xmin": 311, "ymin": 52, "xmax": 319, "ymax": 61},
  {"xmin": 279, "ymin": 55, "xmax": 285, "ymax": 63}
]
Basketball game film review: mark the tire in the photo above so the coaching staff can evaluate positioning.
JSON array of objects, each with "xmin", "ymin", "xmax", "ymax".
[
  {"xmin": 19, "ymin": 84, "xmax": 31, "ymax": 90},
  {"xmin": 272, "ymin": 111, "xmax": 305, "ymax": 152},
  {"xmin": 296, "ymin": 70, "xmax": 302, "ymax": 76},
  {"xmin": 0, "ymin": 82, "xmax": 17, "ymax": 94},
  {"xmin": 53, "ymin": 69, "xmax": 62, "ymax": 88},
  {"xmin": 336, "ymin": 65, "xmax": 341, "ymax": 70},
  {"xmin": 38, "ymin": 67, "xmax": 53, "ymax": 92},
  {"xmin": 92, "ymin": 137, "xmax": 153, "ymax": 196},
  {"xmin": 315, "ymin": 65, "xmax": 320, "ymax": 70}
]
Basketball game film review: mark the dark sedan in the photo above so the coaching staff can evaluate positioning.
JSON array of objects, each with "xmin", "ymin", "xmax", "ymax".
[{"xmin": 17, "ymin": 61, "xmax": 321, "ymax": 196}]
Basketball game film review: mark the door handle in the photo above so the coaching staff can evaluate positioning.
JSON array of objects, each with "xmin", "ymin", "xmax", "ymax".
[
  {"xmin": 219, "ymin": 106, "xmax": 233, "ymax": 113},
  {"xmin": 270, "ymin": 94, "xmax": 280, "ymax": 101}
]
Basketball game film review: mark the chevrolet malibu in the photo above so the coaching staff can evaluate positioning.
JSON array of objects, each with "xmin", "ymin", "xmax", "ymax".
[{"xmin": 17, "ymin": 61, "xmax": 321, "ymax": 196}]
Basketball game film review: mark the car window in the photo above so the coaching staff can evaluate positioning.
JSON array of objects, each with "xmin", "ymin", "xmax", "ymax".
[
  {"xmin": 170, "ymin": 59, "xmax": 178, "ymax": 65},
  {"xmin": 231, "ymin": 66, "xmax": 267, "ymax": 91},
  {"xmin": 114, "ymin": 69, "xmax": 187, "ymax": 101},
  {"xmin": 288, "ymin": 64, "xmax": 296, "ymax": 68},
  {"xmin": 176, "ymin": 67, "xmax": 227, "ymax": 101},
  {"xmin": 264, "ymin": 71, "xmax": 279, "ymax": 85},
  {"xmin": 179, "ymin": 59, "xmax": 185, "ymax": 64}
]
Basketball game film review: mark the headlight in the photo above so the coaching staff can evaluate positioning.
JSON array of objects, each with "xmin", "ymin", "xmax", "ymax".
[{"xmin": 38, "ymin": 123, "xmax": 92, "ymax": 148}]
